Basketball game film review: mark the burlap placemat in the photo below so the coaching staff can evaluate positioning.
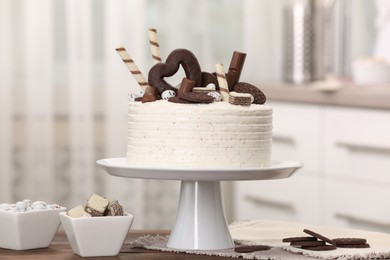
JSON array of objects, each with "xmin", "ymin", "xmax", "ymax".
[{"xmin": 130, "ymin": 220, "xmax": 390, "ymax": 259}]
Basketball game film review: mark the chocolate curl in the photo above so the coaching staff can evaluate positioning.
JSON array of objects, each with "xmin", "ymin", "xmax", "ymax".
[
  {"xmin": 116, "ymin": 46, "xmax": 148, "ymax": 91},
  {"xmin": 215, "ymin": 63, "xmax": 230, "ymax": 102},
  {"xmin": 178, "ymin": 78, "xmax": 196, "ymax": 98},
  {"xmin": 226, "ymin": 51, "xmax": 246, "ymax": 91},
  {"xmin": 142, "ymin": 86, "xmax": 159, "ymax": 103},
  {"xmin": 148, "ymin": 28, "xmax": 162, "ymax": 64}
]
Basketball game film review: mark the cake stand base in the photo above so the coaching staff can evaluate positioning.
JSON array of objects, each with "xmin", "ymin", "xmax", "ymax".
[
  {"xmin": 97, "ymin": 158, "xmax": 304, "ymax": 250},
  {"xmin": 167, "ymin": 181, "xmax": 233, "ymax": 250}
]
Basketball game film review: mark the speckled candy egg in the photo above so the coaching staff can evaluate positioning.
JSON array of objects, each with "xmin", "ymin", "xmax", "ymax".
[
  {"xmin": 207, "ymin": 91, "xmax": 222, "ymax": 102},
  {"xmin": 161, "ymin": 90, "xmax": 176, "ymax": 100},
  {"xmin": 128, "ymin": 90, "xmax": 144, "ymax": 102},
  {"xmin": 205, "ymin": 83, "xmax": 216, "ymax": 91}
]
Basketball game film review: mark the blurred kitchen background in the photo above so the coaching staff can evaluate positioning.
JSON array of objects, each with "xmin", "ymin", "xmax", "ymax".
[{"xmin": 1, "ymin": 0, "xmax": 390, "ymax": 231}]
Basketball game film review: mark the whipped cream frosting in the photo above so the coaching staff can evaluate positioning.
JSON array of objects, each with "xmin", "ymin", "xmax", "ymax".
[{"xmin": 127, "ymin": 100, "xmax": 272, "ymax": 169}]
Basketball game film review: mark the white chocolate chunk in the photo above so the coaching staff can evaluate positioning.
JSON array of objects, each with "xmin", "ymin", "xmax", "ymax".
[{"xmin": 68, "ymin": 205, "xmax": 91, "ymax": 218}]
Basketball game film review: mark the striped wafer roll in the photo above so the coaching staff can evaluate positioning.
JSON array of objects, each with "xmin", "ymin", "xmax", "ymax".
[
  {"xmin": 116, "ymin": 46, "xmax": 148, "ymax": 91},
  {"xmin": 148, "ymin": 28, "xmax": 162, "ymax": 64},
  {"xmin": 215, "ymin": 63, "xmax": 229, "ymax": 102}
]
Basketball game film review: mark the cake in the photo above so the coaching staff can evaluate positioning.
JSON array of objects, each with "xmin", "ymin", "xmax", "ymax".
[
  {"xmin": 117, "ymin": 29, "xmax": 272, "ymax": 169},
  {"xmin": 127, "ymin": 101, "xmax": 272, "ymax": 168}
]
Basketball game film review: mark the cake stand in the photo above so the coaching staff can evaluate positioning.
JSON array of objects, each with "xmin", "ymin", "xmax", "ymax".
[{"xmin": 97, "ymin": 158, "xmax": 303, "ymax": 250}]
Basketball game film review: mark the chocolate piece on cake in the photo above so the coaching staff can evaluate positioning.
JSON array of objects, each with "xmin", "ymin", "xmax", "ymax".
[
  {"xmin": 105, "ymin": 200, "xmax": 124, "ymax": 216},
  {"xmin": 178, "ymin": 78, "xmax": 196, "ymax": 97},
  {"xmin": 68, "ymin": 205, "xmax": 91, "ymax": 218},
  {"xmin": 234, "ymin": 82, "xmax": 266, "ymax": 104},
  {"xmin": 168, "ymin": 96, "xmax": 194, "ymax": 104},
  {"xmin": 85, "ymin": 194, "xmax": 109, "ymax": 217},
  {"xmin": 148, "ymin": 48, "xmax": 202, "ymax": 94},
  {"xmin": 201, "ymin": 72, "xmax": 219, "ymax": 89},
  {"xmin": 229, "ymin": 91, "xmax": 252, "ymax": 106},
  {"xmin": 180, "ymin": 92, "xmax": 214, "ymax": 104},
  {"xmin": 142, "ymin": 86, "xmax": 159, "ymax": 103},
  {"xmin": 226, "ymin": 51, "xmax": 246, "ymax": 91}
]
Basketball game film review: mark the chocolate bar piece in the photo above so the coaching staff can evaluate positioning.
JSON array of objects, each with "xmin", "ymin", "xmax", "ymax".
[
  {"xmin": 68, "ymin": 205, "xmax": 91, "ymax": 218},
  {"xmin": 226, "ymin": 51, "xmax": 246, "ymax": 91},
  {"xmin": 142, "ymin": 86, "xmax": 159, "ymax": 103},
  {"xmin": 178, "ymin": 78, "xmax": 196, "ymax": 98},
  {"xmin": 229, "ymin": 92, "xmax": 252, "ymax": 106},
  {"xmin": 105, "ymin": 200, "xmax": 124, "ymax": 216},
  {"xmin": 85, "ymin": 194, "xmax": 109, "ymax": 217}
]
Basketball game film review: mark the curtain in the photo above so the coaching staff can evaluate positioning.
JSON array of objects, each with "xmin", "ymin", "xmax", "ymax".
[
  {"xmin": 0, "ymin": 0, "xmax": 178, "ymax": 229},
  {"xmin": 0, "ymin": 0, "xmax": 217, "ymax": 229}
]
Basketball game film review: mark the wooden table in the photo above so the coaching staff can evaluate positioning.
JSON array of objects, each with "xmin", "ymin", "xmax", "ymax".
[{"xmin": 0, "ymin": 230, "xmax": 233, "ymax": 259}]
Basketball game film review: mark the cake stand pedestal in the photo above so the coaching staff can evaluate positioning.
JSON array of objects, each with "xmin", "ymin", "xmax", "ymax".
[{"xmin": 97, "ymin": 158, "xmax": 303, "ymax": 250}]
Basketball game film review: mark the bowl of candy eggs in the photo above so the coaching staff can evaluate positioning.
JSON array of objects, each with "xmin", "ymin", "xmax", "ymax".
[
  {"xmin": 0, "ymin": 200, "xmax": 66, "ymax": 250},
  {"xmin": 60, "ymin": 194, "xmax": 133, "ymax": 257}
]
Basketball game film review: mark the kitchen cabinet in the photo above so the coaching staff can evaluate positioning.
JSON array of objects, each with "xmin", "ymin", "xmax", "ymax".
[{"xmin": 234, "ymin": 101, "xmax": 390, "ymax": 232}]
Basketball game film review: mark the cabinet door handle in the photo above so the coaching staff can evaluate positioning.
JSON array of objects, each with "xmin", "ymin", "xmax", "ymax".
[
  {"xmin": 273, "ymin": 135, "xmax": 295, "ymax": 145},
  {"xmin": 244, "ymin": 195, "xmax": 295, "ymax": 212},
  {"xmin": 335, "ymin": 212, "xmax": 390, "ymax": 229},
  {"xmin": 336, "ymin": 142, "xmax": 390, "ymax": 155}
]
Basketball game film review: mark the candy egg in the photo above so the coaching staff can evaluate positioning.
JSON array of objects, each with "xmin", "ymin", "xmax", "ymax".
[
  {"xmin": 0, "ymin": 203, "xmax": 10, "ymax": 211},
  {"xmin": 15, "ymin": 201, "xmax": 27, "ymax": 212},
  {"xmin": 32, "ymin": 203, "xmax": 47, "ymax": 210},
  {"xmin": 47, "ymin": 204, "xmax": 61, "ymax": 209},
  {"xmin": 161, "ymin": 90, "xmax": 176, "ymax": 100},
  {"xmin": 205, "ymin": 83, "xmax": 216, "ymax": 91},
  {"xmin": 128, "ymin": 90, "xmax": 144, "ymax": 102},
  {"xmin": 32, "ymin": 201, "xmax": 47, "ymax": 210},
  {"xmin": 207, "ymin": 91, "xmax": 222, "ymax": 102}
]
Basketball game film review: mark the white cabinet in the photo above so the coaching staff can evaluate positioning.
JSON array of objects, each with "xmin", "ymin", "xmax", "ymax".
[
  {"xmin": 234, "ymin": 101, "xmax": 390, "ymax": 232},
  {"xmin": 324, "ymin": 107, "xmax": 390, "ymax": 184},
  {"xmin": 271, "ymin": 102, "xmax": 322, "ymax": 176},
  {"xmin": 234, "ymin": 175, "xmax": 321, "ymax": 225},
  {"xmin": 323, "ymin": 178, "xmax": 390, "ymax": 233}
]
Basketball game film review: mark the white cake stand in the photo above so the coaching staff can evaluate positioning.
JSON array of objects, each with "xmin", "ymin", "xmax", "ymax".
[{"xmin": 97, "ymin": 158, "xmax": 303, "ymax": 250}]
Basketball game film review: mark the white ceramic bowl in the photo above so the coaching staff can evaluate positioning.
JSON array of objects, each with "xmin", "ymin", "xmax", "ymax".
[
  {"xmin": 352, "ymin": 59, "xmax": 390, "ymax": 85},
  {"xmin": 60, "ymin": 212, "xmax": 134, "ymax": 257},
  {"xmin": 0, "ymin": 207, "xmax": 66, "ymax": 250}
]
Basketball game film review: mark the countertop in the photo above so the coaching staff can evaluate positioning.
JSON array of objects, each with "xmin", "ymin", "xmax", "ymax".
[
  {"xmin": 0, "ymin": 230, "xmax": 232, "ymax": 260},
  {"xmin": 260, "ymin": 82, "xmax": 390, "ymax": 110}
]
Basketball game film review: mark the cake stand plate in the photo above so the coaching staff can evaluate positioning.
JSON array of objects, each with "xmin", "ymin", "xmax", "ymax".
[{"xmin": 97, "ymin": 158, "xmax": 303, "ymax": 250}]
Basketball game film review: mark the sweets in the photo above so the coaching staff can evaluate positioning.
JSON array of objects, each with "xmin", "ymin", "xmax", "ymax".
[
  {"xmin": 0, "ymin": 200, "xmax": 62, "ymax": 213},
  {"xmin": 148, "ymin": 48, "xmax": 202, "ymax": 93},
  {"xmin": 116, "ymin": 46, "xmax": 149, "ymax": 91},
  {"xmin": 215, "ymin": 63, "xmax": 230, "ymax": 102},
  {"xmin": 234, "ymin": 244, "xmax": 271, "ymax": 253},
  {"xmin": 229, "ymin": 91, "xmax": 252, "ymax": 106},
  {"xmin": 234, "ymin": 82, "xmax": 266, "ymax": 105},
  {"xmin": 148, "ymin": 28, "xmax": 162, "ymax": 64},
  {"xmin": 282, "ymin": 229, "xmax": 370, "ymax": 251},
  {"xmin": 119, "ymin": 29, "xmax": 272, "ymax": 169},
  {"xmin": 67, "ymin": 194, "xmax": 124, "ymax": 218},
  {"xmin": 226, "ymin": 51, "xmax": 247, "ymax": 90}
]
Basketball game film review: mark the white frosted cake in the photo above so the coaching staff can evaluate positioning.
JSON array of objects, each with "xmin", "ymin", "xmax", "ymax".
[
  {"xmin": 127, "ymin": 101, "xmax": 272, "ymax": 169},
  {"xmin": 116, "ymin": 36, "xmax": 272, "ymax": 169}
]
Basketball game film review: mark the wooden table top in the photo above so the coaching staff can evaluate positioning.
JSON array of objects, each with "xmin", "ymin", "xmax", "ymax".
[{"xmin": 0, "ymin": 230, "xmax": 233, "ymax": 259}]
